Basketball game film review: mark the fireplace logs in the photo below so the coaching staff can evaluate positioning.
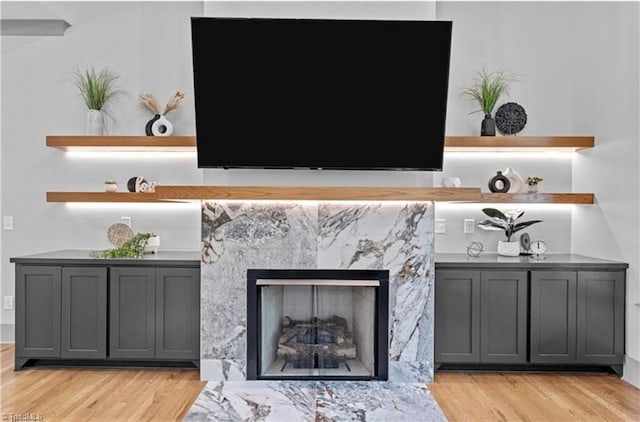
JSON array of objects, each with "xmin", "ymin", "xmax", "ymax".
[{"xmin": 277, "ymin": 315, "xmax": 356, "ymax": 370}]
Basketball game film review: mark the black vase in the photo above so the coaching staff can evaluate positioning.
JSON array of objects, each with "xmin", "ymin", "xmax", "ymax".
[
  {"xmin": 481, "ymin": 114, "xmax": 496, "ymax": 136},
  {"xmin": 488, "ymin": 171, "xmax": 511, "ymax": 193},
  {"xmin": 145, "ymin": 114, "xmax": 161, "ymax": 136}
]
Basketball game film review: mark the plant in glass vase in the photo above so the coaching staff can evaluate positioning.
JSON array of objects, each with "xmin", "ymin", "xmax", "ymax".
[
  {"xmin": 478, "ymin": 208, "xmax": 542, "ymax": 256},
  {"xmin": 71, "ymin": 66, "xmax": 120, "ymax": 135},
  {"xmin": 462, "ymin": 67, "xmax": 518, "ymax": 136}
]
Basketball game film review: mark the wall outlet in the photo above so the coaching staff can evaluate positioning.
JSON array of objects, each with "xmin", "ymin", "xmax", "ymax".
[
  {"xmin": 121, "ymin": 216, "xmax": 132, "ymax": 227},
  {"xmin": 435, "ymin": 219, "xmax": 446, "ymax": 234},
  {"xmin": 3, "ymin": 296, "xmax": 13, "ymax": 311},
  {"xmin": 464, "ymin": 218, "xmax": 475, "ymax": 234},
  {"xmin": 3, "ymin": 216, "xmax": 14, "ymax": 230}
]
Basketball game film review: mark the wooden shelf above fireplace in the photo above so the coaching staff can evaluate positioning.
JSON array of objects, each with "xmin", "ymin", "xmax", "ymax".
[
  {"xmin": 46, "ymin": 135, "xmax": 594, "ymax": 152},
  {"xmin": 46, "ymin": 186, "xmax": 483, "ymax": 203}
]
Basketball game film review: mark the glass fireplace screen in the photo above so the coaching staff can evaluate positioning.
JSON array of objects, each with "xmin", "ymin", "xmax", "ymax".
[{"xmin": 258, "ymin": 279, "xmax": 378, "ymax": 378}]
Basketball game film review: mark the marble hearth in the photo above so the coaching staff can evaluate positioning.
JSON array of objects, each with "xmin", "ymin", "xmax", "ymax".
[{"xmin": 200, "ymin": 200, "xmax": 435, "ymax": 382}]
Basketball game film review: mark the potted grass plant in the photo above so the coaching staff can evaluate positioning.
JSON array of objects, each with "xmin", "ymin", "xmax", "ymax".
[
  {"xmin": 71, "ymin": 66, "xmax": 120, "ymax": 135},
  {"xmin": 462, "ymin": 67, "xmax": 517, "ymax": 136},
  {"xmin": 478, "ymin": 208, "xmax": 542, "ymax": 256}
]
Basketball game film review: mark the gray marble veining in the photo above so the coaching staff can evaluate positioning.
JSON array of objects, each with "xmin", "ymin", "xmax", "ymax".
[
  {"xmin": 184, "ymin": 381, "xmax": 447, "ymax": 422},
  {"xmin": 201, "ymin": 201, "xmax": 435, "ymax": 382}
]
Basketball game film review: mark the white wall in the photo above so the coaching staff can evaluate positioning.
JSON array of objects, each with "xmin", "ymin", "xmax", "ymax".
[{"xmin": 567, "ymin": 2, "xmax": 640, "ymax": 387}]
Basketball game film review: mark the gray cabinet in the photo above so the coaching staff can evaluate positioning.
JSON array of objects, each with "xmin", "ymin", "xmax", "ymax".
[
  {"xmin": 435, "ymin": 270, "xmax": 480, "ymax": 363},
  {"xmin": 110, "ymin": 266, "xmax": 200, "ymax": 360},
  {"xmin": 155, "ymin": 268, "xmax": 200, "ymax": 360},
  {"xmin": 531, "ymin": 270, "xmax": 625, "ymax": 369},
  {"xmin": 530, "ymin": 271, "xmax": 577, "ymax": 363},
  {"xmin": 61, "ymin": 267, "xmax": 107, "ymax": 359},
  {"xmin": 577, "ymin": 271, "xmax": 624, "ymax": 365},
  {"xmin": 435, "ymin": 253, "xmax": 627, "ymax": 375},
  {"xmin": 480, "ymin": 271, "xmax": 527, "ymax": 364},
  {"xmin": 435, "ymin": 269, "xmax": 527, "ymax": 364},
  {"xmin": 11, "ymin": 250, "xmax": 201, "ymax": 369},
  {"xmin": 110, "ymin": 267, "xmax": 156, "ymax": 359},
  {"xmin": 15, "ymin": 266, "xmax": 61, "ymax": 362}
]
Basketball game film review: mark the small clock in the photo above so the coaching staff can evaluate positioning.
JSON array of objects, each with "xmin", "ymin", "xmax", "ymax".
[{"xmin": 531, "ymin": 240, "xmax": 548, "ymax": 255}]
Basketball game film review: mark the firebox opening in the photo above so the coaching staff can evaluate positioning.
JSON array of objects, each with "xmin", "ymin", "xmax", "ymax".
[{"xmin": 247, "ymin": 269, "xmax": 389, "ymax": 381}]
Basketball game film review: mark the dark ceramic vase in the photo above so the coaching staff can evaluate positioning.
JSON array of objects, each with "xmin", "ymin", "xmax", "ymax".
[
  {"xmin": 145, "ymin": 114, "xmax": 161, "ymax": 136},
  {"xmin": 488, "ymin": 171, "xmax": 511, "ymax": 193},
  {"xmin": 481, "ymin": 114, "xmax": 496, "ymax": 136}
]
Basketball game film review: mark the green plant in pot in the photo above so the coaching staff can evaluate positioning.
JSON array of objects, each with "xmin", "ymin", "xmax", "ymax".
[
  {"xmin": 71, "ymin": 65, "xmax": 120, "ymax": 135},
  {"xmin": 526, "ymin": 176, "xmax": 544, "ymax": 193},
  {"xmin": 90, "ymin": 232, "xmax": 155, "ymax": 259},
  {"xmin": 462, "ymin": 67, "xmax": 518, "ymax": 136},
  {"xmin": 478, "ymin": 208, "xmax": 542, "ymax": 256}
]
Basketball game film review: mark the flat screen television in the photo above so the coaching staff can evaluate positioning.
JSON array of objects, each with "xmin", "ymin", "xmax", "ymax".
[{"xmin": 191, "ymin": 17, "xmax": 452, "ymax": 171}]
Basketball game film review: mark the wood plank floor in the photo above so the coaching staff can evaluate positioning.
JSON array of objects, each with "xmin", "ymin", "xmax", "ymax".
[
  {"xmin": 2, "ymin": 344, "xmax": 639, "ymax": 421},
  {"xmin": 430, "ymin": 371, "xmax": 640, "ymax": 421}
]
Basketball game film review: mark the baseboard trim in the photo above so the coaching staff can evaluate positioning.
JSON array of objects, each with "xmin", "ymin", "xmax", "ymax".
[
  {"xmin": 1, "ymin": 324, "xmax": 14, "ymax": 343},
  {"xmin": 623, "ymin": 355, "xmax": 640, "ymax": 388}
]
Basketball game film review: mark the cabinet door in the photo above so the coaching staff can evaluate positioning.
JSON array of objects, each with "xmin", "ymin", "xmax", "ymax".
[
  {"xmin": 109, "ymin": 267, "xmax": 155, "ymax": 359},
  {"xmin": 577, "ymin": 271, "xmax": 625, "ymax": 365},
  {"xmin": 480, "ymin": 271, "xmax": 527, "ymax": 364},
  {"xmin": 435, "ymin": 270, "xmax": 480, "ymax": 363},
  {"xmin": 15, "ymin": 265, "xmax": 61, "ymax": 358},
  {"xmin": 61, "ymin": 267, "xmax": 107, "ymax": 359},
  {"xmin": 155, "ymin": 268, "xmax": 200, "ymax": 360},
  {"xmin": 530, "ymin": 271, "xmax": 577, "ymax": 364}
]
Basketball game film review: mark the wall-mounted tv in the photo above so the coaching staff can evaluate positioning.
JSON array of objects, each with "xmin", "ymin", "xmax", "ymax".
[{"xmin": 191, "ymin": 17, "xmax": 452, "ymax": 171}]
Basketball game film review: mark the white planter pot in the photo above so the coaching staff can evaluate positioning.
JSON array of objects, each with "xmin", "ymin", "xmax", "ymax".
[
  {"xmin": 144, "ymin": 235, "xmax": 160, "ymax": 254},
  {"xmin": 86, "ymin": 109, "xmax": 104, "ymax": 135},
  {"xmin": 497, "ymin": 240, "xmax": 520, "ymax": 257}
]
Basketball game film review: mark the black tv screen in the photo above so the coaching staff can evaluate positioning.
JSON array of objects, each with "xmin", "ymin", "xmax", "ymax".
[{"xmin": 191, "ymin": 17, "xmax": 452, "ymax": 171}]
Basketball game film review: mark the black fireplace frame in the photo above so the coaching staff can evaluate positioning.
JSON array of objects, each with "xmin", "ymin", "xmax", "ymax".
[{"xmin": 246, "ymin": 268, "xmax": 389, "ymax": 381}]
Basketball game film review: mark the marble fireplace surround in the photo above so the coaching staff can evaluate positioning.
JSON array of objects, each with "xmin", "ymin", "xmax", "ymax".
[{"xmin": 200, "ymin": 198, "xmax": 436, "ymax": 383}]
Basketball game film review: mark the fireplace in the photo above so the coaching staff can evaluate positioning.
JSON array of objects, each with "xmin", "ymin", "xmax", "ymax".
[
  {"xmin": 246, "ymin": 269, "xmax": 389, "ymax": 381},
  {"xmin": 201, "ymin": 200, "xmax": 434, "ymax": 383}
]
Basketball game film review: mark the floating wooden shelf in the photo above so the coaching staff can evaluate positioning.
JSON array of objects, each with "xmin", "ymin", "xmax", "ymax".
[
  {"xmin": 46, "ymin": 189, "xmax": 595, "ymax": 204},
  {"xmin": 47, "ymin": 186, "xmax": 483, "ymax": 203},
  {"xmin": 444, "ymin": 136, "xmax": 594, "ymax": 152},
  {"xmin": 46, "ymin": 136, "xmax": 196, "ymax": 151},
  {"xmin": 46, "ymin": 135, "xmax": 594, "ymax": 152},
  {"xmin": 46, "ymin": 192, "xmax": 173, "ymax": 203},
  {"xmin": 480, "ymin": 193, "xmax": 594, "ymax": 204}
]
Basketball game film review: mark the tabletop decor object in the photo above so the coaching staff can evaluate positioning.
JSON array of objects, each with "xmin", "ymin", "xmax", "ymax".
[
  {"xmin": 127, "ymin": 176, "xmax": 157, "ymax": 193},
  {"xmin": 139, "ymin": 91, "xmax": 185, "ymax": 136},
  {"xmin": 478, "ymin": 208, "xmax": 542, "ymax": 257},
  {"xmin": 462, "ymin": 67, "xmax": 518, "ymax": 136},
  {"xmin": 503, "ymin": 167, "xmax": 524, "ymax": 193},
  {"xmin": 526, "ymin": 176, "xmax": 544, "ymax": 193},
  {"xmin": 91, "ymin": 232, "xmax": 156, "ymax": 258},
  {"xmin": 466, "ymin": 241, "xmax": 484, "ymax": 257},
  {"xmin": 495, "ymin": 102, "xmax": 527, "ymax": 135},
  {"xmin": 71, "ymin": 65, "xmax": 121, "ymax": 135},
  {"xmin": 104, "ymin": 180, "xmax": 118, "ymax": 192},
  {"xmin": 488, "ymin": 171, "xmax": 511, "ymax": 193}
]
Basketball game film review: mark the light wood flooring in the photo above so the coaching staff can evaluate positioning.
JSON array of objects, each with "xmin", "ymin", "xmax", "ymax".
[{"xmin": 2, "ymin": 344, "xmax": 639, "ymax": 421}]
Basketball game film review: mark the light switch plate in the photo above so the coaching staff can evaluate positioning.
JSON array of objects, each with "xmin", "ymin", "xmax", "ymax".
[
  {"xmin": 3, "ymin": 216, "xmax": 14, "ymax": 230},
  {"xmin": 464, "ymin": 218, "xmax": 475, "ymax": 234},
  {"xmin": 435, "ymin": 219, "xmax": 446, "ymax": 234}
]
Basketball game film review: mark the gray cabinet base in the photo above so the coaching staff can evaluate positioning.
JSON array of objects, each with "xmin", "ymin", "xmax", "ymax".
[
  {"xmin": 436, "ymin": 363, "xmax": 623, "ymax": 377},
  {"xmin": 15, "ymin": 358, "xmax": 199, "ymax": 370}
]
